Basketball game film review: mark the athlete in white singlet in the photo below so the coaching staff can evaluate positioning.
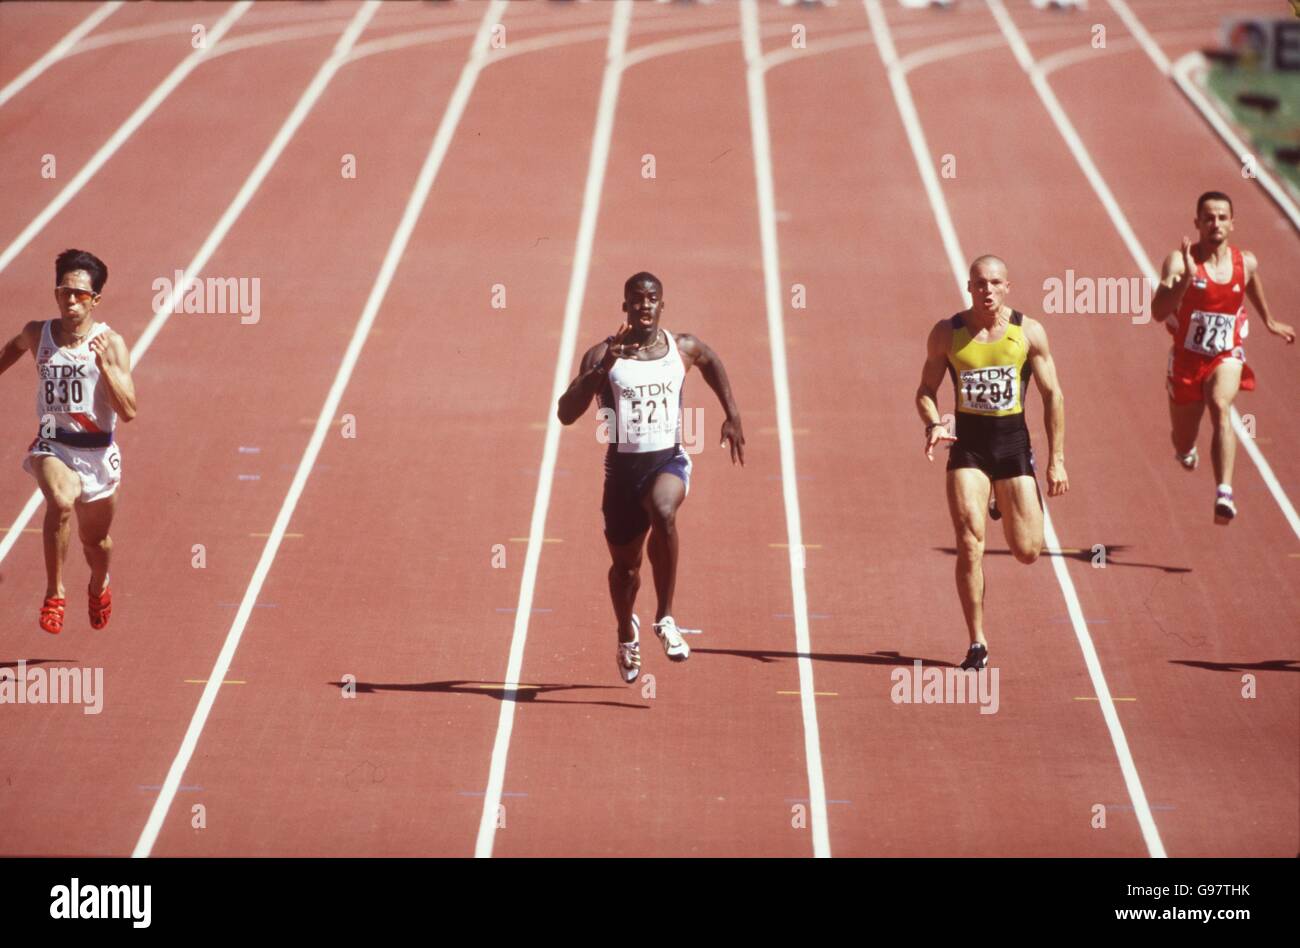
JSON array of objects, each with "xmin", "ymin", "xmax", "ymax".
[
  {"xmin": 558, "ymin": 272, "xmax": 745, "ymax": 683},
  {"xmin": 0, "ymin": 249, "xmax": 137, "ymax": 634}
]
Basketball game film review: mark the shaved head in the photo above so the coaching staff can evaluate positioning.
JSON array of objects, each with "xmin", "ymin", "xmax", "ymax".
[{"xmin": 969, "ymin": 255, "xmax": 1007, "ymax": 281}]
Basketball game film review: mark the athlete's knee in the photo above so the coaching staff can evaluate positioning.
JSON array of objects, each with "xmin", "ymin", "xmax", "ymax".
[
  {"xmin": 955, "ymin": 526, "xmax": 984, "ymax": 562},
  {"xmin": 1012, "ymin": 541, "xmax": 1040, "ymax": 565},
  {"xmin": 609, "ymin": 560, "xmax": 640, "ymax": 584},
  {"xmin": 650, "ymin": 504, "xmax": 677, "ymax": 532},
  {"xmin": 46, "ymin": 495, "xmax": 75, "ymax": 520},
  {"xmin": 82, "ymin": 534, "xmax": 112, "ymax": 556}
]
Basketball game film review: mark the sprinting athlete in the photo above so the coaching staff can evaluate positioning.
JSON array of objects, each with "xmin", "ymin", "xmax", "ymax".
[
  {"xmin": 0, "ymin": 249, "xmax": 137, "ymax": 634},
  {"xmin": 1151, "ymin": 191, "xmax": 1294, "ymax": 523},
  {"xmin": 917, "ymin": 255, "xmax": 1068, "ymax": 670},
  {"xmin": 557, "ymin": 272, "xmax": 744, "ymax": 683}
]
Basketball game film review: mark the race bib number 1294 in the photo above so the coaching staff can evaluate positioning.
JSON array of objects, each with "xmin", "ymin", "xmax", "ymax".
[{"xmin": 959, "ymin": 365, "xmax": 1018, "ymax": 414}]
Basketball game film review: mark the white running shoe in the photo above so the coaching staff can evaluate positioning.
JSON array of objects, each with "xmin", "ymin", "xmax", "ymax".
[
  {"xmin": 1176, "ymin": 446, "xmax": 1198, "ymax": 471},
  {"xmin": 618, "ymin": 615, "xmax": 641, "ymax": 683},
  {"xmin": 654, "ymin": 615, "xmax": 690, "ymax": 662},
  {"xmin": 1214, "ymin": 490, "xmax": 1237, "ymax": 525}
]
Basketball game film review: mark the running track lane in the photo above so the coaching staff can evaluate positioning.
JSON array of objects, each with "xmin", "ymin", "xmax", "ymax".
[
  {"xmin": 144, "ymin": 2, "xmax": 623, "ymax": 857},
  {"xmin": 490, "ymin": 1, "xmax": 822, "ymax": 858},
  {"xmin": 751, "ymin": 0, "xmax": 1150, "ymax": 856}
]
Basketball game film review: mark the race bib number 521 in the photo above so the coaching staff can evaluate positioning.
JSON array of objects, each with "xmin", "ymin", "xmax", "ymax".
[
  {"xmin": 959, "ymin": 365, "xmax": 1018, "ymax": 414},
  {"xmin": 1185, "ymin": 310, "xmax": 1236, "ymax": 357}
]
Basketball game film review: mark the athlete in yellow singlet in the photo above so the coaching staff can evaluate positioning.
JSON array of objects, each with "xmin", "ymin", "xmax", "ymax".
[{"xmin": 916, "ymin": 256, "xmax": 1068, "ymax": 670}]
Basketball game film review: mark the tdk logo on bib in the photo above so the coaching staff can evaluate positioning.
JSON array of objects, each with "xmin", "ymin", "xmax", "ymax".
[
  {"xmin": 963, "ymin": 366, "xmax": 1015, "ymax": 383},
  {"xmin": 620, "ymin": 381, "xmax": 675, "ymax": 399},
  {"xmin": 39, "ymin": 364, "xmax": 88, "ymax": 379}
]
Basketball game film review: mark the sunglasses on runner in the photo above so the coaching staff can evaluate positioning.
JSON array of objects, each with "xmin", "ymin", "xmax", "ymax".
[{"xmin": 55, "ymin": 286, "xmax": 98, "ymax": 304}]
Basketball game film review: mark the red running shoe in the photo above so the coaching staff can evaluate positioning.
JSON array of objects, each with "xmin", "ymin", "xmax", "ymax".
[
  {"xmin": 89, "ymin": 582, "xmax": 112, "ymax": 629},
  {"xmin": 40, "ymin": 596, "xmax": 66, "ymax": 635}
]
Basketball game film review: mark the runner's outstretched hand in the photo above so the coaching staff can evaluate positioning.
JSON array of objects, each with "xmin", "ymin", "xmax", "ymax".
[
  {"xmin": 721, "ymin": 417, "xmax": 745, "ymax": 465},
  {"xmin": 924, "ymin": 423, "xmax": 957, "ymax": 461}
]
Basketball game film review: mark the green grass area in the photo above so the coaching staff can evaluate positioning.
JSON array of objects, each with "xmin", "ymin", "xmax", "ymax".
[{"xmin": 1205, "ymin": 64, "xmax": 1300, "ymax": 196}]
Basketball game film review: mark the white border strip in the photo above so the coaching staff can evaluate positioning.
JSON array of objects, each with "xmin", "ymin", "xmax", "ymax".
[
  {"xmin": 1105, "ymin": 0, "xmax": 1300, "ymax": 233},
  {"xmin": 0, "ymin": 1, "xmax": 124, "ymax": 109},
  {"xmin": 740, "ymin": 0, "xmax": 832, "ymax": 860},
  {"xmin": 474, "ymin": 0, "xmax": 632, "ymax": 860},
  {"xmin": 0, "ymin": 2, "xmax": 252, "ymax": 276}
]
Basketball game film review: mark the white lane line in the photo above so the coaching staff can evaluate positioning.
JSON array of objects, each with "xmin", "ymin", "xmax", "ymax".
[
  {"xmin": 0, "ymin": 2, "xmax": 376, "ymax": 572},
  {"xmin": 1105, "ymin": 0, "xmax": 1300, "ymax": 233},
  {"xmin": 866, "ymin": 0, "xmax": 1167, "ymax": 858},
  {"xmin": 126, "ymin": 0, "xmax": 392, "ymax": 856},
  {"xmin": 0, "ymin": 3, "xmax": 251, "ymax": 276},
  {"xmin": 986, "ymin": 0, "xmax": 1300, "ymax": 543},
  {"xmin": 863, "ymin": 0, "xmax": 969, "ymax": 308},
  {"xmin": 475, "ymin": 0, "xmax": 632, "ymax": 861},
  {"xmin": 741, "ymin": 0, "xmax": 832, "ymax": 860},
  {"xmin": 759, "ymin": 29, "xmax": 872, "ymax": 73},
  {"xmin": 0, "ymin": 1, "xmax": 124, "ymax": 109},
  {"xmin": 1173, "ymin": 53, "xmax": 1300, "ymax": 233}
]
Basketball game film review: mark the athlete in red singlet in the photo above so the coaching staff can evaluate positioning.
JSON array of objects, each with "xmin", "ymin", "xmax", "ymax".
[{"xmin": 1151, "ymin": 192, "xmax": 1294, "ymax": 523}]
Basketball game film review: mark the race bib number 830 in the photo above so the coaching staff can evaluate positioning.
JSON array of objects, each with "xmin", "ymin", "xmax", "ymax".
[{"xmin": 959, "ymin": 365, "xmax": 1018, "ymax": 414}]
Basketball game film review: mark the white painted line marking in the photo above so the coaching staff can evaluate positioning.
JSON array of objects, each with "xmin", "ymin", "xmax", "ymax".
[
  {"xmin": 742, "ymin": 0, "xmax": 831, "ymax": 860},
  {"xmin": 0, "ymin": 2, "xmax": 252, "ymax": 276},
  {"xmin": 0, "ymin": 2, "xmax": 124, "ymax": 109},
  {"xmin": 475, "ymin": 0, "xmax": 632, "ymax": 861},
  {"xmin": 1107, "ymin": 0, "xmax": 1299, "ymax": 228}
]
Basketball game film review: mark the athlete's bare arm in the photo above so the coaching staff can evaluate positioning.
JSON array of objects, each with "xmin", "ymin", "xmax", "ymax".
[
  {"xmin": 0, "ymin": 321, "xmax": 42, "ymax": 377},
  {"xmin": 1242, "ymin": 252, "xmax": 1295, "ymax": 344},
  {"xmin": 673, "ymin": 333, "xmax": 744, "ymax": 464},
  {"xmin": 1150, "ymin": 240, "xmax": 1195, "ymax": 324},
  {"xmin": 557, "ymin": 324, "xmax": 643, "ymax": 426},
  {"xmin": 1023, "ymin": 317, "xmax": 1068, "ymax": 497},
  {"xmin": 917, "ymin": 319, "xmax": 957, "ymax": 460},
  {"xmin": 90, "ymin": 330, "xmax": 137, "ymax": 420}
]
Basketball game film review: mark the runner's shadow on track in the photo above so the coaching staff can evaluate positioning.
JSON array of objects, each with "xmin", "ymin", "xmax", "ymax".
[
  {"xmin": 691, "ymin": 649, "xmax": 955, "ymax": 668},
  {"xmin": 1168, "ymin": 659, "xmax": 1299, "ymax": 673},
  {"xmin": 932, "ymin": 544, "xmax": 1192, "ymax": 574},
  {"xmin": 0, "ymin": 658, "xmax": 79, "ymax": 669},
  {"xmin": 328, "ymin": 679, "xmax": 648, "ymax": 710}
]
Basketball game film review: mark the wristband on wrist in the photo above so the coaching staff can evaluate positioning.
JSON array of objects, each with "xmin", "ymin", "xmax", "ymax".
[{"xmin": 925, "ymin": 421, "xmax": 946, "ymax": 434}]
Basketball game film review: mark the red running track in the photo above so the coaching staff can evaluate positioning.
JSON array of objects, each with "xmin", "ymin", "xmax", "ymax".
[{"xmin": 0, "ymin": 0, "xmax": 1293, "ymax": 857}]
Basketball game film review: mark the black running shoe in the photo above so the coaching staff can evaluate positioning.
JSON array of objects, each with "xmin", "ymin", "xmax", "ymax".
[
  {"xmin": 960, "ymin": 643, "xmax": 988, "ymax": 670},
  {"xmin": 989, "ymin": 499, "xmax": 1002, "ymax": 521}
]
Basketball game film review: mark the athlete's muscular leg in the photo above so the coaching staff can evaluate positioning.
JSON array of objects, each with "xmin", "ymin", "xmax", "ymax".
[
  {"xmin": 1204, "ymin": 360, "xmax": 1243, "ymax": 488},
  {"xmin": 993, "ymin": 475, "xmax": 1043, "ymax": 565},
  {"xmin": 76, "ymin": 492, "xmax": 116, "ymax": 595},
  {"xmin": 1168, "ymin": 397, "xmax": 1204, "ymax": 457},
  {"xmin": 606, "ymin": 531, "xmax": 647, "ymax": 644},
  {"xmin": 946, "ymin": 468, "xmax": 991, "ymax": 646},
  {"xmin": 31, "ymin": 456, "xmax": 81, "ymax": 599},
  {"xmin": 643, "ymin": 472, "xmax": 687, "ymax": 623}
]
